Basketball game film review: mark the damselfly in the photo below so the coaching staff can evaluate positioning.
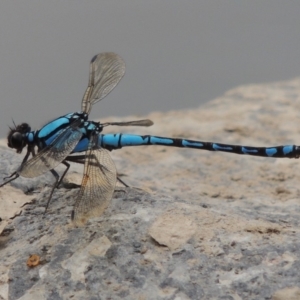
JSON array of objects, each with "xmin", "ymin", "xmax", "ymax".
[{"xmin": 1, "ymin": 53, "xmax": 300, "ymax": 225}]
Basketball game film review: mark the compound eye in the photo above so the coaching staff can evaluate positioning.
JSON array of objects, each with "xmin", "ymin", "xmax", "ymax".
[{"xmin": 8, "ymin": 132, "xmax": 23, "ymax": 149}]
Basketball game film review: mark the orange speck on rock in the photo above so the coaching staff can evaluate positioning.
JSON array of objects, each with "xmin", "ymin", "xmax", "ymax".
[{"xmin": 27, "ymin": 254, "xmax": 40, "ymax": 267}]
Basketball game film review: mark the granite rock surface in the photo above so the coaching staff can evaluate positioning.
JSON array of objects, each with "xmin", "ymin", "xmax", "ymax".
[{"xmin": 1, "ymin": 79, "xmax": 300, "ymax": 299}]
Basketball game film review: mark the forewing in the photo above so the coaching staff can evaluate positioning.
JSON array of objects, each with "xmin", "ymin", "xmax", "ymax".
[
  {"xmin": 72, "ymin": 147, "xmax": 117, "ymax": 226},
  {"xmin": 104, "ymin": 119, "xmax": 154, "ymax": 127},
  {"xmin": 81, "ymin": 53, "xmax": 125, "ymax": 114},
  {"xmin": 18, "ymin": 121, "xmax": 83, "ymax": 178}
]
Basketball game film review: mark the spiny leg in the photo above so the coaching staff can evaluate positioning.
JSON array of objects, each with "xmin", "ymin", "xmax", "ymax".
[
  {"xmin": 56, "ymin": 161, "xmax": 71, "ymax": 188},
  {"xmin": 0, "ymin": 147, "xmax": 34, "ymax": 187},
  {"xmin": 66, "ymin": 154, "xmax": 130, "ymax": 188},
  {"xmin": 43, "ymin": 161, "xmax": 73, "ymax": 213},
  {"xmin": 0, "ymin": 172, "xmax": 20, "ymax": 187},
  {"xmin": 44, "ymin": 169, "xmax": 60, "ymax": 214},
  {"xmin": 116, "ymin": 176, "xmax": 129, "ymax": 188}
]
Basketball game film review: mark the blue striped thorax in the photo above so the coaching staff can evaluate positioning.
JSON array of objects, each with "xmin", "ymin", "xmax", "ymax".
[
  {"xmin": 33, "ymin": 112, "xmax": 103, "ymax": 151},
  {"xmin": 7, "ymin": 112, "xmax": 91, "ymax": 153},
  {"xmin": 36, "ymin": 112, "xmax": 88, "ymax": 141}
]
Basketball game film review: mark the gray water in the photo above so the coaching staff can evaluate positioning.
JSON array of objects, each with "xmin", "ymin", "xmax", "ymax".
[{"xmin": 0, "ymin": 1, "xmax": 300, "ymax": 139}]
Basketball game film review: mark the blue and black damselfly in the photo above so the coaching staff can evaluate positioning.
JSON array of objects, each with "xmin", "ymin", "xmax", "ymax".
[{"xmin": 1, "ymin": 53, "xmax": 300, "ymax": 225}]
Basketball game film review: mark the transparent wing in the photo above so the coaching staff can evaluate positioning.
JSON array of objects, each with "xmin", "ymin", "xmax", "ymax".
[
  {"xmin": 103, "ymin": 119, "xmax": 154, "ymax": 127},
  {"xmin": 72, "ymin": 147, "xmax": 117, "ymax": 226},
  {"xmin": 81, "ymin": 52, "xmax": 125, "ymax": 114},
  {"xmin": 18, "ymin": 120, "xmax": 83, "ymax": 178}
]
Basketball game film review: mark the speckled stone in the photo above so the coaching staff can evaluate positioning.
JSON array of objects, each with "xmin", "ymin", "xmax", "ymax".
[{"xmin": 1, "ymin": 78, "xmax": 300, "ymax": 299}]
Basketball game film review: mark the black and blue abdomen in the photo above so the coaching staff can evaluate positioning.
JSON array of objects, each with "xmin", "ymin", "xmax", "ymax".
[{"xmin": 99, "ymin": 133, "xmax": 300, "ymax": 158}]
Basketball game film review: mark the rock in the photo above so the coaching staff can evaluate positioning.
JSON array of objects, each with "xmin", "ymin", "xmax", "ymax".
[
  {"xmin": 1, "ymin": 78, "xmax": 300, "ymax": 299},
  {"xmin": 272, "ymin": 286, "xmax": 300, "ymax": 300},
  {"xmin": 148, "ymin": 209, "xmax": 197, "ymax": 250}
]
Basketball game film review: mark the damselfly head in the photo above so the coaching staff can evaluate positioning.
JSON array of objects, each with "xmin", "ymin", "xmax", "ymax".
[{"xmin": 7, "ymin": 123, "xmax": 31, "ymax": 153}]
